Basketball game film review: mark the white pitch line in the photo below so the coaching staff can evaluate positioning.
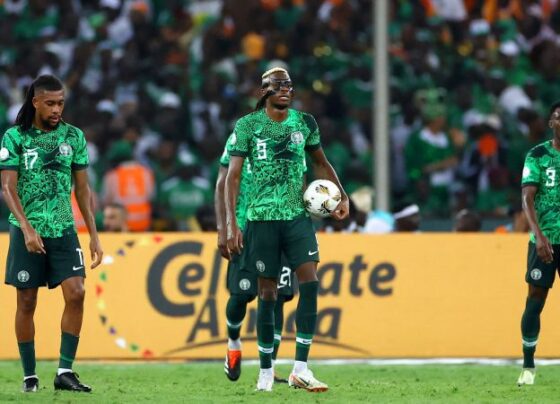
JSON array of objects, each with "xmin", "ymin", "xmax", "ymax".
[{"xmin": 249, "ymin": 358, "xmax": 560, "ymax": 366}]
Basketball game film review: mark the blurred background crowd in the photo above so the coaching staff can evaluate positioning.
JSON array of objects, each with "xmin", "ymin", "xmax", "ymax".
[{"xmin": 0, "ymin": 0, "xmax": 556, "ymax": 232}]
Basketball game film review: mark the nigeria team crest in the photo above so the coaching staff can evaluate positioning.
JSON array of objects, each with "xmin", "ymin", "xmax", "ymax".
[
  {"xmin": 291, "ymin": 131, "xmax": 303, "ymax": 144},
  {"xmin": 17, "ymin": 270, "xmax": 30, "ymax": 282},
  {"xmin": 59, "ymin": 143, "xmax": 73, "ymax": 156}
]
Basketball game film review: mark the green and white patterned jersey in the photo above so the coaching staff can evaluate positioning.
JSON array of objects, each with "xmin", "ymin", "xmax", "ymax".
[
  {"xmin": 0, "ymin": 122, "xmax": 89, "ymax": 238},
  {"xmin": 229, "ymin": 108, "xmax": 321, "ymax": 221},
  {"xmin": 220, "ymin": 133, "xmax": 252, "ymax": 231},
  {"xmin": 522, "ymin": 140, "xmax": 560, "ymax": 244}
]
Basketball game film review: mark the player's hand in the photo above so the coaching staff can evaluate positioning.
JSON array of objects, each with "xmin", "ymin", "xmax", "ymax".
[
  {"xmin": 227, "ymin": 223, "xmax": 243, "ymax": 255},
  {"xmin": 536, "ymin": 234, "xmax": 554, "ymax": 264},
  {"xmin": 90, "ymin": 237, "xmax": 103, "ymax": 269},
  {"xmin": 22, "ymin": 225, "xmax": 46, "ymax": 254},
  {"xmin": 218, "ymin": 230, "xmax": 231, "ymax": 260},
  {"xmin": 331, "ymin": 196, "xmax": 350, "ymax": 221}
]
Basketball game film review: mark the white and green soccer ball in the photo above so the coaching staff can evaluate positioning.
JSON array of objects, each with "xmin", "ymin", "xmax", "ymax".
[{"xmin": 303, "ymin": 179, "xmax": 342, "ymax": 218}]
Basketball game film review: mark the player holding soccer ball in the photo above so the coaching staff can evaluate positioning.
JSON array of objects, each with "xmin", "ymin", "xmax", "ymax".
[
  {"xmin": 215, "ymin": 132, "xmax": 295, "ymax": 383},
  {"xmin": 0, "ymin": 75, "xmax": 102, "ymax": 393},
  {"xmin": 225, "ymin": 67, "xmax": 349, "ymax": 392}
]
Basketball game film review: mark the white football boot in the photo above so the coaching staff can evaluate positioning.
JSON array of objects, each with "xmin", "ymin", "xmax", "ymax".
[
  {"xmin": 517, "ymin": 368, "xmax": 536, "ymax": 386},
  {"xmin": 256, "ymin": 369, "xmax": 274, "ymax": 392},
  {"xmin": 288, "ymin": 368, "xmax": 328, "ymax": 392}
]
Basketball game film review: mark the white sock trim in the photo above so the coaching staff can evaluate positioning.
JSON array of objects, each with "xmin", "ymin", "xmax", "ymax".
[
  {"xmin": 522, "ymin": 339, "xmax": 538, "ymax": 348},
  {"xmin": 226, "ymin": 320, "xmax": 242, "ymax": 329},
  {"xmin": 296, "ymin": 337, "xmax": 312, "ymax": 345},
  {"xmin": 228, "ymin": 338, "xmax": 242, "ymax": 350},
  {"xmin": 57, "ymin": 368, "xmax": 72, "ymax": 376},
  {"xmin": 23, "ymin": 375, "xmax": 38, "ymax": 381},
  {"xmin": 258, "ymin": 345, "xmax": 274, "ymax": 354},
  {"xmin": 293, "ymin": 360, "xmax": 307, "ymax": 374}
]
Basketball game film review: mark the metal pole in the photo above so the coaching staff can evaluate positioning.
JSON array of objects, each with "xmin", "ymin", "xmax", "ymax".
[{"xmin": 373, "ymin": 0, "xmax": 390, "ymax": 211}]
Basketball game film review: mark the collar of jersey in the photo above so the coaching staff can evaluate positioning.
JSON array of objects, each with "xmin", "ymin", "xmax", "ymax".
[
  {"xmin": 546, "ymin": 140, "xmax": 560, "ymax": 155},
  {"xmin": 30, "ymin": 120, "xmax": 65, "ymax": 135},
  {"xmin": 262, "ymin": 108, "xmax": 293, "ymax": 124}
]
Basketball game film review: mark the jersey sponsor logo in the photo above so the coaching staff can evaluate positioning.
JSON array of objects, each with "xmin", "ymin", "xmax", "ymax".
[
  {"xmin": 59, "ymin": 143, "xmax": 73, "ymax": 156},
  {"xmin": 0, "ymin": 147, "xmax": 8, "ymax": 161},
  {"xmin": 239, "ymin": 278, "xmax": 251, "ymax": 290},
  {"xmin": 308, "ymin": 250, "xmax": 318, "ymax": 256},
  {"xmin": 291, "ymin": 131, "xmax": 304, "ymax": 144},
  {"xmin": 531, "ymin": 268, "xmax": 542, "ymax": 280},
  {"xmin": 17, "ymin": 270, "xmax": 30, "ymax": 283},
  {"xmin": 256, "ymin": 260, "xmax": 266, "ymax": 272},
  {"xmin": 73, "ymin": 265, "xmax": 84, "ymax": 271},
  {"xmin": 522, "ymin": 166, "xmax": 530, "ymax": 179}
]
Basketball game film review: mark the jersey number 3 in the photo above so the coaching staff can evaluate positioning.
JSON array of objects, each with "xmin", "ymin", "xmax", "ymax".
[
  {"xmin": 546, "ymin": 167, "xmax": 556, "ymax": 187},
  {"xmin": 256, "ymin": 139, "xmax": 267, "ymax": 160}
]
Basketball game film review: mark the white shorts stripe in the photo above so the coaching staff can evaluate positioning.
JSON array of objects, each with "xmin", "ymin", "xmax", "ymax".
[{"xmin": 274, "ymin": 334, "xmax": 282, "ymax": 341}]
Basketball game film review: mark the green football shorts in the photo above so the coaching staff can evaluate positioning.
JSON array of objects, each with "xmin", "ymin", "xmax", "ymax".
[
  {"xmin": 526, "ymin": 241, "xmax": 560, "ymax": 289},
  {"xmin": 5, "ymin": 225, "xmax": 86, "ymax": 289},
  {"xmin": 227, "ymin": 252, "xmax": 294, "ymax": 299},
  {"xmin": 244, "ymin": 215, "xmax": 319, "ymax": 279}
]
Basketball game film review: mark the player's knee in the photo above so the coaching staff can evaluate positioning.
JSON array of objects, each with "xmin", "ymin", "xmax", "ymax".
[
  {"xmin": 295, "ymin": 264, "xmax": 318, "ymax": 283},
  {"xmin": 259, "ymin": 287, "xmax": 277, "ymax": 302},
  {"xmin": 528, "ymin": 286, "xmax": 548, "ymax": 301},
  {"xmin": 17, "ymin": 294, "xmax": 37, "ymax": 314},
  {"xmin": 65, "ymin": 286, "xmax": 86, "ymax": 306}
]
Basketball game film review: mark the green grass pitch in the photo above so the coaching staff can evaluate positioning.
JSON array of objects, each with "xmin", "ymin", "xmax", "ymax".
[{"xmin": 1, "ymin": 361, "xmax": 559, "ymax": 403}]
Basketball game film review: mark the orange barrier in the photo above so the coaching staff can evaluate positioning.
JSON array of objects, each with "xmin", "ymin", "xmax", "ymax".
[{"xmin": 0, "ymin": 233, "xmax": 548, "ymax": 359}]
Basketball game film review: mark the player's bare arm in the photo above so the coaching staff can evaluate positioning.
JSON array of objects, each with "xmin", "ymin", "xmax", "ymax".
[
  {"xmin": 73, "ymin": 169, "xmax": 103, "ymax": 269},
  {"xmin": 308, "ymin": 147, "xmax": 349, "ymax": 220},
  {"xmin": 215, "ymin": 166, "xmax": 231, "ymax": 260},
  {"xmin": 523, "ymin": 185, "xmax": 553, "ymax": 263},
  {"xmin": 1, "ymin": 170, "xmax": 45, "ymax": 254},
  {"xmin": 225, "ymin": 156, "xmax": 244, "ymax": 254}
]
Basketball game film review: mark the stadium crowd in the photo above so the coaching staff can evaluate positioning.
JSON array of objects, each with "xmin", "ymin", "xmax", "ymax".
[{"xmin": 0, "ymin": 0, "xmax": 556, "ymax": 231}]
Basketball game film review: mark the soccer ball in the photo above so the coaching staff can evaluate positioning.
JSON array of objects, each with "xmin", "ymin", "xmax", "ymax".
[{"xmin": 303, "ymin": 179, "xmax": 342, "ymax": 218}]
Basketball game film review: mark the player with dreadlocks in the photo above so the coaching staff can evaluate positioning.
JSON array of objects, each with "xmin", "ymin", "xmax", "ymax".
[
  {"xmin": 0, "ymin": 75, "xmax": 102, "ymax": 393},
  {"xmin": 225, "ymin": 67, "xmax": 349, "ymax": 392}
]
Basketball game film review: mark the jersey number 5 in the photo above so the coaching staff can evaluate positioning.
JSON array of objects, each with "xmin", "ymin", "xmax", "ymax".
[
  {"xmin": 546, "ymin": 167, "xmax": 556, "ymax": 187},
  {"xmin": 23, "ymin": 150, "xmax": 38, "ymax": 170}
]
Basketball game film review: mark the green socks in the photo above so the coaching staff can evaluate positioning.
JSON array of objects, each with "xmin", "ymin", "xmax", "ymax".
[
  {"xmin": 226, "ymin": 294, "xmax": 250, "ymax": 341},
  {"xmin": 521, "ymin": 297, "xmax": 545, "ymax": 368},
  {"xmin": 18, "ymin": 341, "xmax": 36, "ymax": 377},
  {"xmin": 295, "ymin": 281, "xmax": 318, "ymax": 362},
  {"xmin": 59, "ymin": 332, "xmax": 80, "ymax": 369},
  {"xmin": 273, "ymin": 295, "xmax": 286, "ymax": 360},
  {"xmin": 257, "ymin": 298, "xmax": 275, "ymax": 369}
]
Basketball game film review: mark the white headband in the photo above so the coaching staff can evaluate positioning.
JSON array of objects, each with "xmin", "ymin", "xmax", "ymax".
[{"xmin": 393, "ymin": 204, "xmax": 420, "ymax": 220}]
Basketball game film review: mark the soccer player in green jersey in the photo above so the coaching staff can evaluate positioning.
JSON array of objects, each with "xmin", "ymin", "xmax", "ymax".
[
  {"xmin": 0, "ymin": 75, "xmax": 103, "ymax": 393},
  {"xmin": 216, "ymin": 133, "xmax": 294, "ymax": 383},
  {"xmin": 225, "ymin": 67, "xmax": 349, "ymax": 392},
  {"xmin": 518, "ymin": 101, "xmax": 560, "ymax": 386}
]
